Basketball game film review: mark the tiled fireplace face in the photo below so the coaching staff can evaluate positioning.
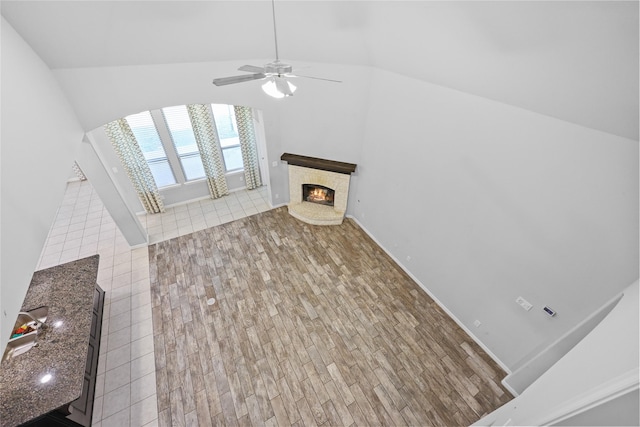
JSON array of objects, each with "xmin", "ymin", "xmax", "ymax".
[{"xmin": 287, "ymin": 165, "xmax": 351, "ymax": 225}]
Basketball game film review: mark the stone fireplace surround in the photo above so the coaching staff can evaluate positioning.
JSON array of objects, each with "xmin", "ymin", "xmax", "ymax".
[{"xmin": 281, "ymin": 153, "xmax": 357, "ymax": 226}]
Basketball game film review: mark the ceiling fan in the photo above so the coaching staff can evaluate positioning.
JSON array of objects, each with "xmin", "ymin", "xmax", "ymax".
[{"xmin": 212, "ymin": 0, "xmax": 340, "ymax": 98}]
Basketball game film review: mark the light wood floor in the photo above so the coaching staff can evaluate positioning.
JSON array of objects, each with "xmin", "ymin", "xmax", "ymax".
[{"xmin": 148, "ymin": 207, "xmax": 512, "ymax": 426}]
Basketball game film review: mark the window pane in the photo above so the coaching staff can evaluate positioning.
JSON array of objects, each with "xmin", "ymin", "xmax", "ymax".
[
  {"xmin": 211, "ymin": 104, "xmax": 239, "ymax": 148},
  {"xmin": 148, "ymin": 161, "xmax": 176, "ymax": 188},
  {"xmin": 180, "ymin": 155, "xmax": 206, "ymax": 181},
  {"xmin": 222, "ymin": 146, "xmax": 243, "ymax": 171},
  {"xmin": 220, "ymin": 136, "xmax": 240, "ymax": 149},
  {"xmin": 125, "ymin": 111, "xmax": 176, "ymax": 187},
  {"xmin": 163, "ymin": 105, "xmax": 209, "ymax": 181},
  {"xmin": 126, "ymin": 111, "xmax": 167, "ymax": 161},
  {"xmin": 162, "ymin": 106, "xmax": 199, "ymax": 155}
]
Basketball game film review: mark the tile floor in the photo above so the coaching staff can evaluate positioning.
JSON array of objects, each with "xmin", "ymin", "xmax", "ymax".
[{"xmin": 37, "ymin": 180, "xmax": 272, "ymax": 426}]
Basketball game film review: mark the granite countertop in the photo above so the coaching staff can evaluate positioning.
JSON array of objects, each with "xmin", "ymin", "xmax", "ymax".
[{"xmin": 0, "ymin": 255, "xmax": 99, "ymax": 427}]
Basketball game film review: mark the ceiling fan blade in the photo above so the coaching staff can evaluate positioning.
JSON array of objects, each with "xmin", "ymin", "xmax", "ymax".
[
  {"xmin": 239, "ymin": 65, "xmax": 266, "ymax": 73},
  {"xmin": 293, "ymin": 74, "xmax": 342, "ymax": 83},
  {"xmin": 212, "ymin": 73, "xmax": 266, "ymax": 86},
  {"xmin": 275, "ymin": 77, "xmax": 294, "ymax": 96}
]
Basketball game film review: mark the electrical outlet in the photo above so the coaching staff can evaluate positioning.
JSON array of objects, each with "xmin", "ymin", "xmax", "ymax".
[{"xmin": 516, "ymin": 296, "xmax": 533, "ymax": 311}]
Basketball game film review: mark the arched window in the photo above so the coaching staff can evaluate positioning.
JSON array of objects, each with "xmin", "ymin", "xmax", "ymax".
[{"xmin": 119, "ymin": 103, "xmax": 259, "ymax": 189}]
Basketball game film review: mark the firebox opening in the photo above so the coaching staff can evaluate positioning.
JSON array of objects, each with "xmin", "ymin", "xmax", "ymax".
[{"xmin": 302, "ymin": 184, "xmax": 335, "ymax": 207}]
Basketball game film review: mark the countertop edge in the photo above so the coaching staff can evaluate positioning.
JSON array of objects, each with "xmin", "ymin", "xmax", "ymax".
[{"xmin": 0, "ymin": 255, "xmax": 100, "ymax": 427}]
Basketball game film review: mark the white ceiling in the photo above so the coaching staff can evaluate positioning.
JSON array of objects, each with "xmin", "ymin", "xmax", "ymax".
[{"xmin": 2, "ymin": 1, "xmax": 638, "ymax": 140}]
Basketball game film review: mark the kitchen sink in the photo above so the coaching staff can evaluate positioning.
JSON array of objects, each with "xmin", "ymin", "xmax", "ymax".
[
  {"xmin": 2, "ymin": 306, "xmax": 49, "ymax": 362},
  {"xmin": 16, "ymin": 307, "xmax": 49, "ymax": 326}
]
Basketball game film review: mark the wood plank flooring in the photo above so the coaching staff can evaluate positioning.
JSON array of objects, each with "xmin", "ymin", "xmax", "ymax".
[{"xmin": 148, "ymin": 207, "xmax": 512, "ymax": 426}]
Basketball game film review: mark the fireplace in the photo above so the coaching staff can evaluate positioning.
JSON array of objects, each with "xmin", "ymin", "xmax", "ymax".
[
  {"xmin": 303, "ymin": 184, "xmax": 335, "ymax": 206},
  {"xmin": 281, "ymin": 153, "xmax": 357, "ymax": 226}
]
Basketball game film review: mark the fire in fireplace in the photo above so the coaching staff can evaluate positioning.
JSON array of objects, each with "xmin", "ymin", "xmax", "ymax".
[{"xmin": 302, "ymin": 184, "xmax": 335, "ymax": 206}]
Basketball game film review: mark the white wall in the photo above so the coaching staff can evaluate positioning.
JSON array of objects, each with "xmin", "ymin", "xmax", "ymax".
[
  {"xmin": 0, "ymin": 18, "xmax": 85, "ymax": 354},
  {"xmin": 351, "ymin": 68, "xmax": 638, "ymax": 370},
  {"xmin": 77, "ymin": 136, "xmax": 148, "ymax": 247},
  {"xmin": 87, "ymin": 111, "xmax": 263, "ymax": 211},
  {"xmin": 553, "ymin": 389, "xmax": 639, "ymax": 426},
  {"xmin": 53, "ymin": 61, "xmax": 371, "ymax": 208},
  {"xmin": 504, "ymin": 290, "xmax": 623, "ymax": 393},
  {"xmin": 474, "ymin": 280, "xmax": 638, "ymax": 426},
  {"xmin": 86, "ymin": 127, "xmax": 144, "ymax": 214},
  {"xmin": 50, "ymin": 56, "xmax": 638, "ymax": 376}
]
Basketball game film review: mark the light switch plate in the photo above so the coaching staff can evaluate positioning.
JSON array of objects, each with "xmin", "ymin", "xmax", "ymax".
[{"xmin": 516, "ymin": 296, "xmax": 533, "ymax": 311}]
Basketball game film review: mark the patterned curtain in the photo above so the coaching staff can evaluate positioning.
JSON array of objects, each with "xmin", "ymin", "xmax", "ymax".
[
  {"xmin": 72, "ymin": 162, "xmax": 87, "ymax": 181},
  {"xmin": 104, "ymin": 119, "xmax": 165, "ymax": 214},
  {"xmin": 186, "ymin": 104, "xmax": 229, "ymax": 199},
  {"xmin": 234, "ymin": 106, "xmax": 262, "ymax": 190}
]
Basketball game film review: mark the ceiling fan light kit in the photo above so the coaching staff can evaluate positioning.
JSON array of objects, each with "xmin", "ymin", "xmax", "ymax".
[
  {"xmin": 212, "ymin": 0, "xmax": 339, "ymax": 98},
  {"xmin": 262, "ymin": 78, "xmax": 297, "ymax": 99}
]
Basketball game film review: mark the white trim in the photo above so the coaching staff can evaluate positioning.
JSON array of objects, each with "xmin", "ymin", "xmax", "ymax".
[
  {"xmin": 229, "ymin": 185, "xmax": 249, "ymax": 194},
  {"xmin": 157, "ymin": 170, "xmax": 243, "ymax": 192},
  {"xmin": 255, "ymin": 110, "xmax": 270, "ymax": 188},
  {"xmin": 501, "ymin": 380, "xmax": 520, "ymax": 397},
  {"xmin": 157, "ymin": 182, "xmax": 182, "ymax": 191},
  {"xmin": 226, "ymin": 170, "xmax": 245, "ymax": 178},
  {"xmin": 136, "ymin": 195, "xmax": 211, "ymax": 215},
  {"xmin": 137, "ymin": 184, "xmax": 269, "ymax": 215},
  {"xmin": 150, "ymin": 109, "xmax": 184, "ymax": 184},
  {"xmin": 346, "ymin": 214, "xmax": 512, "ymax": 376},
  {"xmin": 130, "ymin": 240, "xmax": 150, "ymax": 250},
  {"xmin": 183, "ymin": 177, "xmax": 207, "ymax": 186},
  {"xmin": 503, "ymin": 290, "xmax": 624, "ymax": 395},
  {"xmin": 539, "ymin": 368, "xmax": 639, "ymax": 426}
]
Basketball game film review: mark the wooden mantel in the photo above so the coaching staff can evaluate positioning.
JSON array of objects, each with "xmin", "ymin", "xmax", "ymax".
[{"xmin": 280, "ymin": 153, "xmax": 357, "ymax": 175}]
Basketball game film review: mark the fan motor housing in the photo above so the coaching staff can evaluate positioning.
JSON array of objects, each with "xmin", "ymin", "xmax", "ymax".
[{"xmin": 265, "ymin": 62, "xmax": 292, "ymax": 76}]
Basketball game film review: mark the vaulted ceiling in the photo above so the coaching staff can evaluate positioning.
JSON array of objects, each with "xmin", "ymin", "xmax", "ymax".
[{"xmin": 2, "ymin": 1, "xmax": 638, "ymax": 140}]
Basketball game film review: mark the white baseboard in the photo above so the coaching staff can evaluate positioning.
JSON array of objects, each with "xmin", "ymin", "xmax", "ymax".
[
  {"xmin": 501, "ymin": 379, "xmax": 520, "ymax": 397},
  {"xmin": 130, "ymin": 241, "xmax": 150, "ymax": 250},
  {"xmin": 139, "ymin": 186, "xmax": 264, "ymax": 215},
  {"xmin": 346, "ymin": 214, "xmax": 512, "ymax": 376},
  {"xmin": 160, "ymin": 194, "xmax": 213, "ymax": 211}
]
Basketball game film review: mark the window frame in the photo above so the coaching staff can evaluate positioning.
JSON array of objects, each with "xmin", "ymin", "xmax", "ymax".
[
  {"xmin": 221, "ymin": 143, "xmax": 243, "ymax": 173},
  {"xmin": 124, "ymin": 110, "xmax": 178, "ymax": 188},
  {"xmin": 211, "ymin": 104, "xmax": 243, "ymax": 173},
  {"xmin": 124, "ymin": 104, "xmax": 254, "ymax": 190},
  {"xmin": 160, "ymin": 106, "xmax": 207, "ymax": 182}
]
